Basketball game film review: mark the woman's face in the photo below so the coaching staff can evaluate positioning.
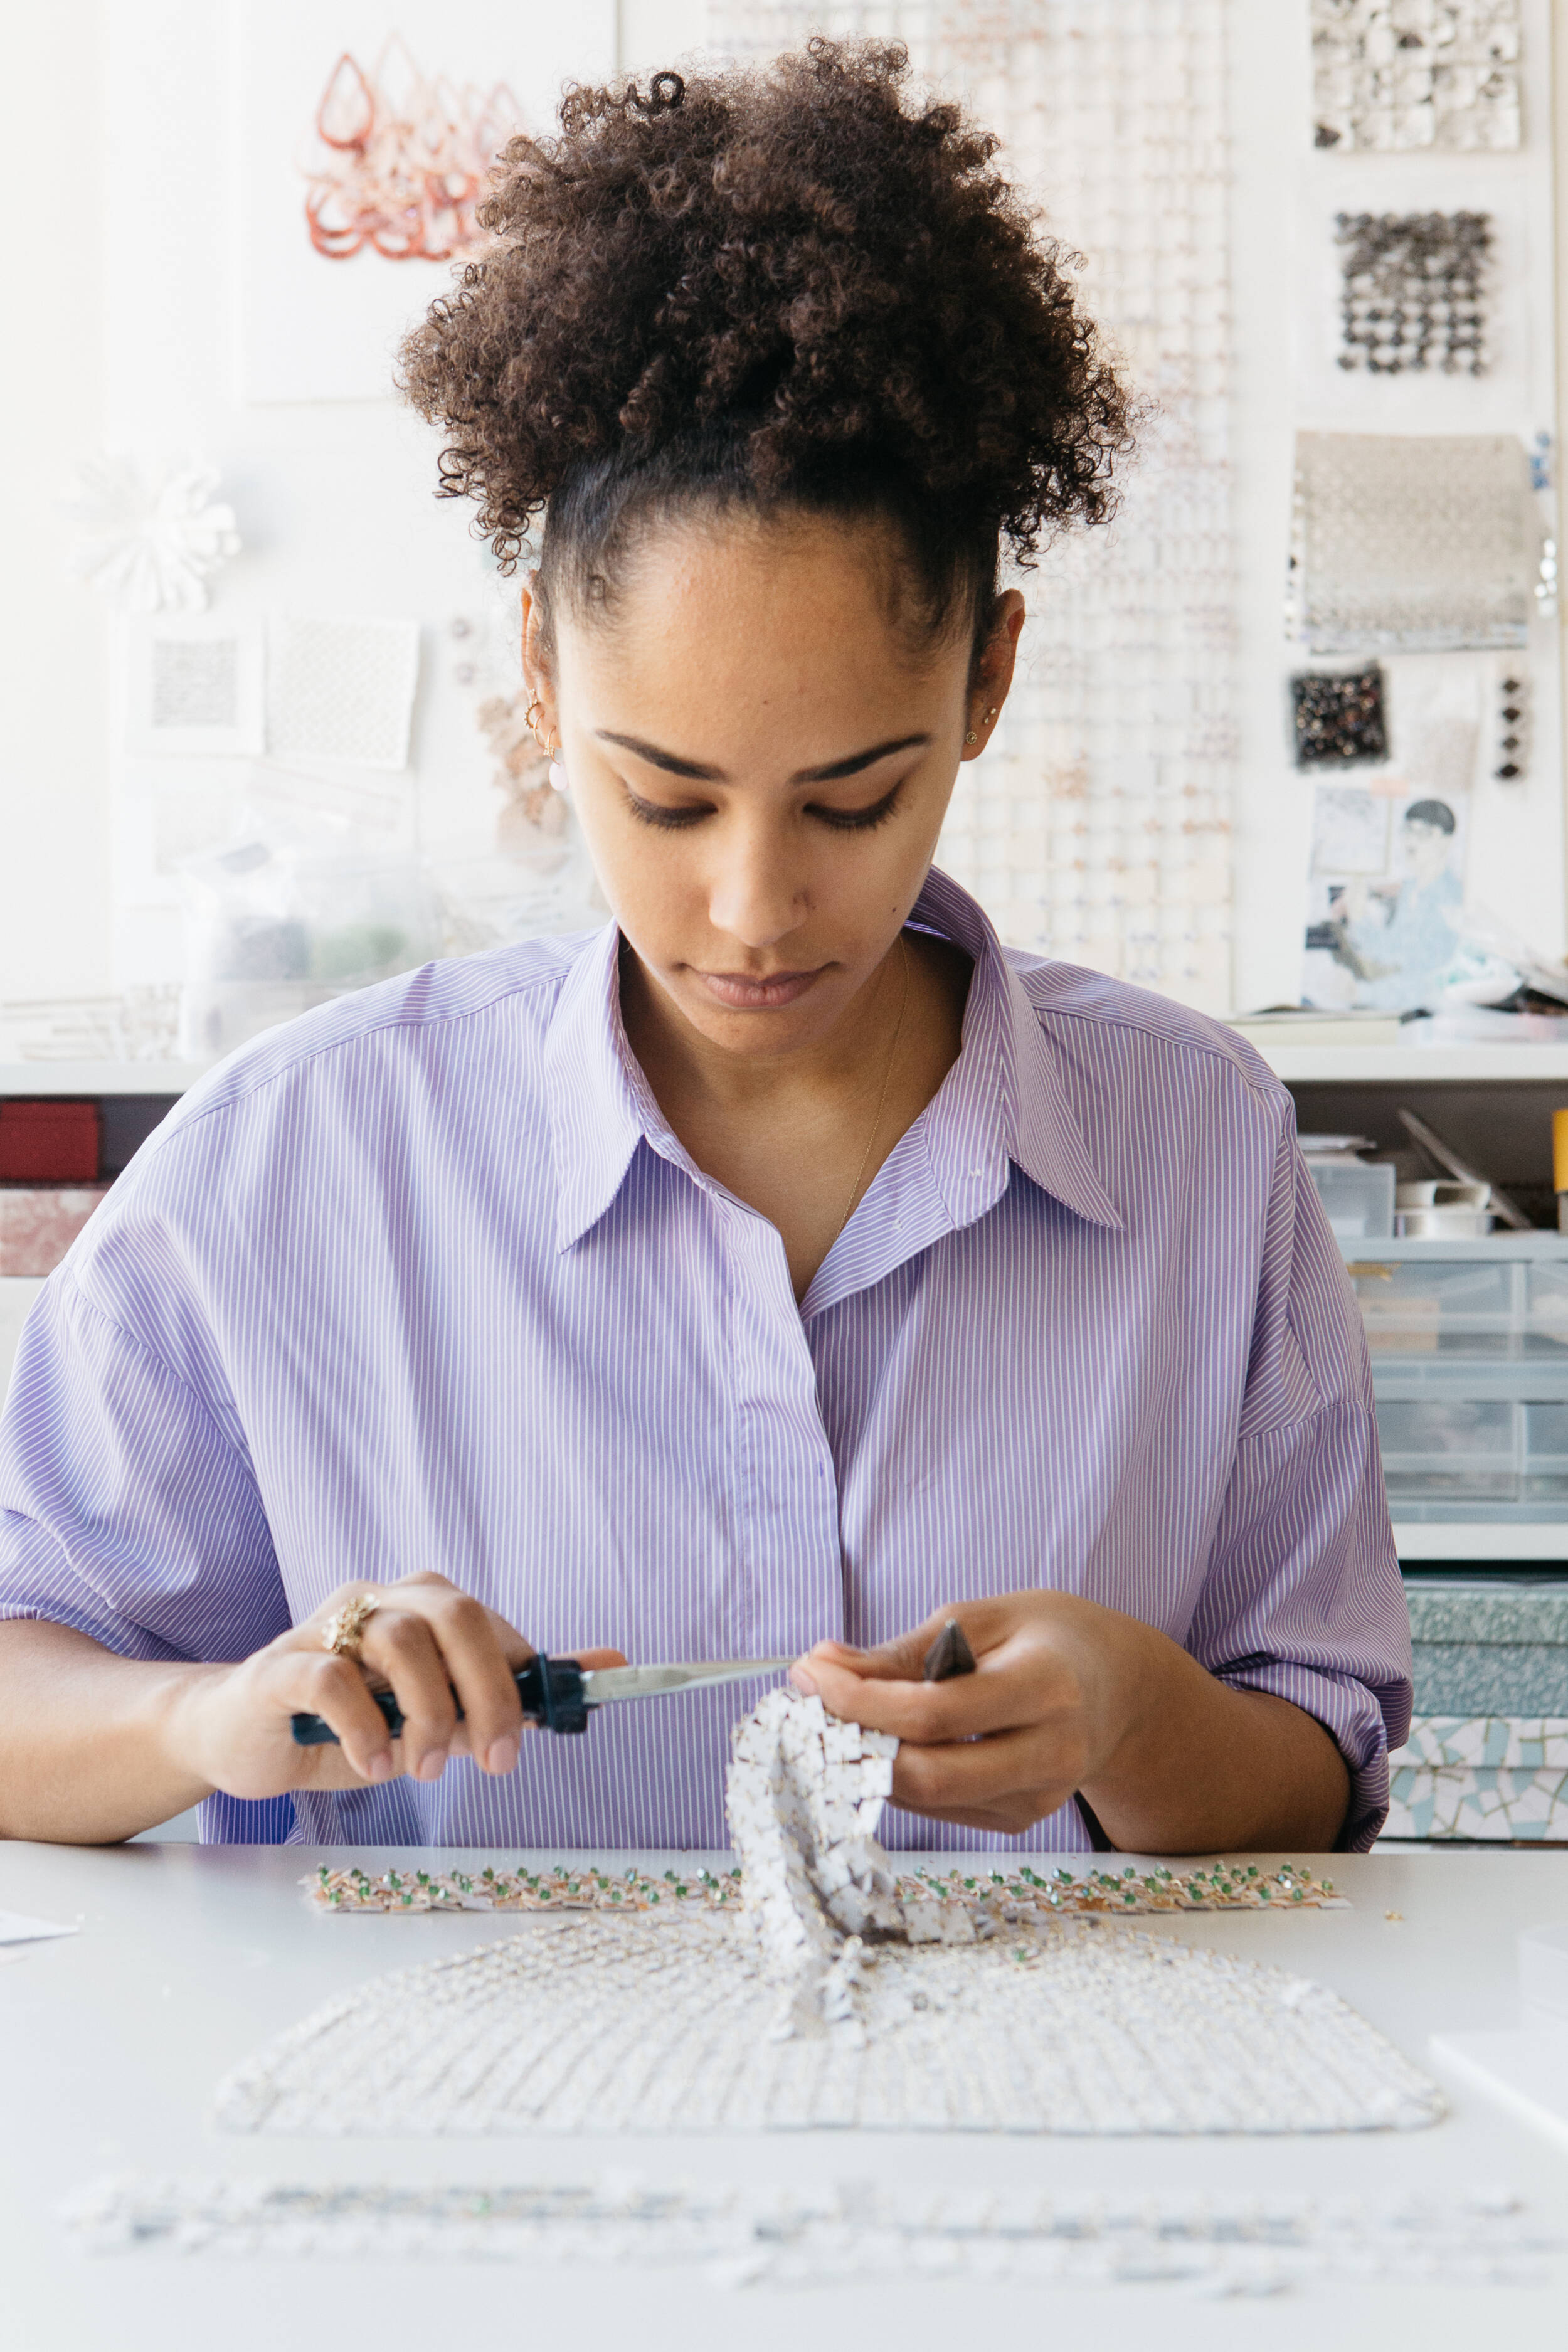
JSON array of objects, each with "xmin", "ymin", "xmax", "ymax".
[
  {"xmin": 523, "ymin": 512, "xmax": 1023, "ymax": 1061},
  {"xmin": 1401, "ymin": 817, "xmax": 1453, "ymax": 889}
]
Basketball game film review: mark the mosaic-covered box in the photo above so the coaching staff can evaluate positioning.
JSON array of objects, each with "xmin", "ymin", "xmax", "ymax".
[{"xmin": 1385, "ymin": 1579, "xmax": 1568, "ymax": 1841}]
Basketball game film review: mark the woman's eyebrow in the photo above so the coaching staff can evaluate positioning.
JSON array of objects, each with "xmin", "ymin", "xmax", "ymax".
[
  {"xmin": 595, "ymin": 729, "xmax": 931, "ymax": 784},
  {"xmin": 792, "ymin": 734, "xmax": 931, "ymax": 783},
  {"xmin": 596, "ymin": 731, "xmax": 724, "ymax": 780}
]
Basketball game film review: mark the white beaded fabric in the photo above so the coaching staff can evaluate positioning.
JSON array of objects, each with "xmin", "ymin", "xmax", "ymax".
[
  {"xmin": 66, "ymin": 2176, "xmax": 1554, "ymax": 2292},
  {"xmin": 217, "ymin": 1692, "xmax": 1441, "ymax": 2139}
]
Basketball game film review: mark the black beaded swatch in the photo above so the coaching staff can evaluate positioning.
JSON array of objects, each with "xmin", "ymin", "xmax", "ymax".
[
  {"xmin": 1336, "ymin": 211, "xmax": 1491, "ymax": 377},
  {"xmin": 1495, "ymin": 670, "xmax": 1527, "ymax": 781},
  {"xmin": 1291, "ymin": 666, "xmax": 1388, "ymax": 768}
]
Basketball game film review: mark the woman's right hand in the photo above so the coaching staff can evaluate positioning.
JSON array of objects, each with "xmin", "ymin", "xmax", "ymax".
[{"xmin": 168, "ymin": 1572, "xmax": 625, "ymax": 1801}]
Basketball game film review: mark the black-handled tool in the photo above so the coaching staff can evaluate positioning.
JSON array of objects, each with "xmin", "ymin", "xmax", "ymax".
[
  {"xmin": 923, "ymin": 1618, "xmax": 977, "ymax": 1682},
  {"xmin": 290, "ymin": 1653, "xmax": 794, "ymax": 1747}
]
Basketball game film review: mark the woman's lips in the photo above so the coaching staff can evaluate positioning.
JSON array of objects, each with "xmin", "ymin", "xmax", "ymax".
[{"xmin": 694, "ymin": 967, "xmax": 826, "ymax": 1009}]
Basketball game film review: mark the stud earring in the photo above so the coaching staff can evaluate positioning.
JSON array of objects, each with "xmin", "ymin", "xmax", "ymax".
[{"xmin": 965, "ymin": 729, "xmax": 978, "ymax": 744}]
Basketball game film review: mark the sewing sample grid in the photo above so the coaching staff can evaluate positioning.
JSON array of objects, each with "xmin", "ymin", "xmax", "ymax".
[
  {"xmin": 707, "ymin": 0, "xmax": 1235, "ymax": 1012},
  {"xmin": 218, "ymin": 1692, "xmax": 1439, "ymax": 2139},
  {"xmin": 67, "ymin": 2176, "xmax": 1555, "ymax": 2293},
  {"xmin": 1335, "ymin": 209, "xmax": 1492, "ymax": 376},
  {"xmin": 1310, "ymin": 0, "xmax": 1522, "ymax": 153}
]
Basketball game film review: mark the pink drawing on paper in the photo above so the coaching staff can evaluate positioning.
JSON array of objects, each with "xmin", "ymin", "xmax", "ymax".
[{"xmin": 301, "ymin": 36, "xmax": 523, "ymax": 263}]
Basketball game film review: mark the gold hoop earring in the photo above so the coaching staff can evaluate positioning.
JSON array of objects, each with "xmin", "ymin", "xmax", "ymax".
[
  {"xmin": 524, "ymin": 695, "xmax": 553, "ymax": 757},
  {"xmin": 965, "ymin": 729, "xmax": 978, "ymax": 744}
]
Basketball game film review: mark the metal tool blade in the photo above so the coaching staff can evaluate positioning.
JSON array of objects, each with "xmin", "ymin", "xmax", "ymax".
[{"xmin": 580, "ymin": 1657, "xmax": 795, "ymax": 1705}]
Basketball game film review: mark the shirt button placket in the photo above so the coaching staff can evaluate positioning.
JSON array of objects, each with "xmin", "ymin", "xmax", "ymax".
[{"xmin": 731, "ymin": 1209, "xmax": 845, "ymax": 1653}]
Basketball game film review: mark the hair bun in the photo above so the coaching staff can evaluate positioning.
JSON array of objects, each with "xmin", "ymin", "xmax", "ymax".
[{"xmin": 400, "ymin": 37, "xmax": 1132, "ymax": 579}]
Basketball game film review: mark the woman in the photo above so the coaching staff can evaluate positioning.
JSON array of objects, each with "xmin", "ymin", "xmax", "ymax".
[{"xmin": 0, "ymin": 43, "xmax": 1407, "ymax": 1852}]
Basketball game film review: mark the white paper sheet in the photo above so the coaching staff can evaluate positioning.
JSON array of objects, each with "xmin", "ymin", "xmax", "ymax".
[{"xmin": 0, "ymin": 1910, "xmax": 78, "ymax": 1946}]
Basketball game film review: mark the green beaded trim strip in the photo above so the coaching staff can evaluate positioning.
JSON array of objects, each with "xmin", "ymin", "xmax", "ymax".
[{"xmin": 304, "ymin": 1858, "xmax": 1343, "ymax": 1915}]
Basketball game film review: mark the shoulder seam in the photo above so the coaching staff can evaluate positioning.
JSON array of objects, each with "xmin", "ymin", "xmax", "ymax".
[
  {"xmin": 1019, "ymin": 982, "xmax": 1286, "ymax": 1104},
  {"xmin": 140, "ymin": 958, "xmax": 572, "ymax": 1162}
]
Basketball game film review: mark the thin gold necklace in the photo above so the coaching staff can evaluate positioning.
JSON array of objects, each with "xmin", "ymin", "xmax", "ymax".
[{"xmin": 832, "ymin": 934, "xmax": 911, "ymax": 1244}]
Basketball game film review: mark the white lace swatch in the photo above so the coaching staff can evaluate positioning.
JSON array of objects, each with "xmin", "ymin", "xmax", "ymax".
[
  {"xmin": 1295, "ymin": 432, "xmax": 1536, "ymax": 654},
  {"xmin": 267, "ymin": 615, "xmax": 421, "ymax": 769}
]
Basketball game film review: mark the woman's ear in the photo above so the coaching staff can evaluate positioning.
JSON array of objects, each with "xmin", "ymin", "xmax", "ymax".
[
  {"xmin": 961, "ymin": 589, "xmax": 1027, "ymax": 759},
  {"xmin": 519, "ymin": 569, "xmax": 549, "ymax": 697}
]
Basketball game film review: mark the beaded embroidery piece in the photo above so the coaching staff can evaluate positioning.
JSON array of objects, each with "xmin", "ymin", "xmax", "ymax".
[
  {"xmin": 1336, "ymin": 211, "xmax": 1491, "ymax": 376},
  {"xmin": 65, "ymin": 2176, "xmax": 1553, "ymax": 2293},
  {"xmin": 1310, "ymin": 0, "xmax": 1522, "ymax": 153},
  {"xmin": 1291, "ymin": 667, "xmax": 1389, "ymax": 767},
  {"xmin": 1293, "ymin": 432, "xmax": 1536, "ymax": 654},
  {"xmin": 222, "ymin": 1693, "xmax": 1438, "ymax": 2138}
]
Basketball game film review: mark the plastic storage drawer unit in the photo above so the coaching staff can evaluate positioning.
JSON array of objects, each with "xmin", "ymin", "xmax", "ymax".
[{"xmin": 1343, "ymin": 1236, "xmax": 1568, "ymax": 1523}]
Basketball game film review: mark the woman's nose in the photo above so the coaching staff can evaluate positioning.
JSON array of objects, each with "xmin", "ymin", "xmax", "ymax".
[{"xmin": 706, "ymin": 830, "xmax": 810, "ymax": 950}]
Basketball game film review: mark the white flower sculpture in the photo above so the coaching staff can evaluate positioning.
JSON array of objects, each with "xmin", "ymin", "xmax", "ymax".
[{"xmin": 62, "ymin": 455, "xmax": 241, "ymax": 613}]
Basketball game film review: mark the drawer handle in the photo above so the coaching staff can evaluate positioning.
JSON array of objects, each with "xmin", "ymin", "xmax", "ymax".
[{"xmin": 1347, "ymin": 1262, "xmax": 1396, "ymax": 1281}]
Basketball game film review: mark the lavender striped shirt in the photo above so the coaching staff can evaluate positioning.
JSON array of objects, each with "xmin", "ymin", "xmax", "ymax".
[{"xmin": 0, "ymin": 869, "xmax": 1409, "ymax": 1851}]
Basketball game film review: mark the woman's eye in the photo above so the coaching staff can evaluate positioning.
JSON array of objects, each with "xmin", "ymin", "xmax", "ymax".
[
  {"xmin": 625, "ymin": 790, "xmax": 710, "ymax": 830},
  {"xmin": 811, "ymin": 783, "xmax": 903, "ymax": 832}
]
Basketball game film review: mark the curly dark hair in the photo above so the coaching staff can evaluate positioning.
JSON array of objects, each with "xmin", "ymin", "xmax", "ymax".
[{"xmin": 400, "ymin": 38, "xmax": 1133, "ymax": 644}]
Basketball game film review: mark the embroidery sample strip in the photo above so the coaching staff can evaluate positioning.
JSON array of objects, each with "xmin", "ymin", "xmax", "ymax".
[{"xmin": 66, "ymin": 2176, "xmax": 1556, "ymax": 2292}]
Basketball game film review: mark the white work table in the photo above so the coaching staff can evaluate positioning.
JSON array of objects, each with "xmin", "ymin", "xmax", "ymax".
[{"xmin": 6, "ymin": 1840, "xmax": 1568, "ymax": 2350}]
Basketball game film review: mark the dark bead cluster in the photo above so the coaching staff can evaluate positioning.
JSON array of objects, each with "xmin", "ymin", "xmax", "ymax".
[
  {"xmin": 1495, "ymin": 670, "xmax": 1527, "ymax": 781},
  {"xmin": 1292, "ymin": 666, "xmax": 1388, "ymax": 768},
  {"xmin": 1336, "ymin": 211, "xmax": 1491, "ymax": 376}
]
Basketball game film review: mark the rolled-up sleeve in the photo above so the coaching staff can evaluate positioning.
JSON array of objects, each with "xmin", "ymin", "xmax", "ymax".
[{"xmin": 1186, "ymin": 1104, "xmax": 1412, "ymax": 1851}]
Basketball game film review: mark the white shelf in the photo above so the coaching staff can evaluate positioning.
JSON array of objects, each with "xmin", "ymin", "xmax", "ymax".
[
  {"xmin": 0, "ymin": 1063, "xmax": 203, "ymax": 1096},
  {"xmin": 1251, "ymin": 1044, "xmax": 1568, "ymax": 1084},
  {"xmin": 1394, "ymin": 1522, "xmax": 1568, "ymax": 1562}
]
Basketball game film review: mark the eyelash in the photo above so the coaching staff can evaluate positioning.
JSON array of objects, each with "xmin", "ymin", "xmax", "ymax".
[{"xmin": 623, "ymin": 783, "xmax": 904, "ymax": 834}]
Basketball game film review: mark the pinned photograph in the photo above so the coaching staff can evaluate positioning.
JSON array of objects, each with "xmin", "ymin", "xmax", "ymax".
[{"xmin": 1304, "ymin": 791, "xmax": 1470, "ymax": 1012}]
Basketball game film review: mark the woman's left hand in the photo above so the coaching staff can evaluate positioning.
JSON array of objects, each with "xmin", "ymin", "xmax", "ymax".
[
  {"xmin": 792, "ymin": 1589, "xmax": 1354, "ymax": 1855},
  {"xmin": 791, "ymin": 1592, "xmax": 1140, "ymax": 1835}
]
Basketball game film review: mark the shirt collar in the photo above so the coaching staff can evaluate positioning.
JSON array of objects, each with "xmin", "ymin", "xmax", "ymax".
[
  {"xmin": 543, "ymin": 920, "xmax": 699, "ymax": 1252},
  {"xmin": 904, "ymin": 867, "xmax": 1123, "ymax": 1235},
  {"xmin": 543, "ymin": 867, "xmax": 1122, "ymax": 1255}
]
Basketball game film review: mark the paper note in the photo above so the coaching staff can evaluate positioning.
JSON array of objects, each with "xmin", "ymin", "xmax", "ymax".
[{"xmin": 0, "ymin": 1909, "xmax": 77, "ymax": 1946}]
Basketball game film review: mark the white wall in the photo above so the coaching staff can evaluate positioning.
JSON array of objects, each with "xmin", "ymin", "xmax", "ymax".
[
  {"xmin": 5, "ymin": 1, "xmax": 1565, "ymax": 1019},
  {"xmin": 1229, "ymin": 0, "xmax": 1565, "ymax": 1010},
  {"xmin": 0, "ymin": 4, "xmax": 112, "ymax": 1002}
]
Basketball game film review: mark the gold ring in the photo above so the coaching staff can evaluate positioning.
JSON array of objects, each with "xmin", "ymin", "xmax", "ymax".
[{"xmin": 321, "ymin": 1592, "xmax": 378, "ymax": 1661}]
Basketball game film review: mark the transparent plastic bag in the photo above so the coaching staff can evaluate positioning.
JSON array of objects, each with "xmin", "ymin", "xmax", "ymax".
[{"xmin": 178, "ymin": 776, "xmax": 438, "ymax": 1061}]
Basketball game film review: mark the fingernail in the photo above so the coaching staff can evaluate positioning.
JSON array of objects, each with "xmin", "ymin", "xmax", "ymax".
[
  {"xmin": 415, "ymin": 1748, "xmax": 448, "ymax": 1781},
  {"xmin": 790, "ymin": 1663, "xmax": 819, "ymax": 1696},
  {"xmin": 485, "ymin": 1734, "xmax": 520, "ymax": 1776},
  {"xmin": 367, "ymin": 1751, "xmax": 395, "ymax": 1783}
]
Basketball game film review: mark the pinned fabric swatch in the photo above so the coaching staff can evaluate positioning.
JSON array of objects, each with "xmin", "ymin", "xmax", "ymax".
[
  {"xmin": 1336, "ymin": 211, "xmax": 1491, "ymax": 377},
  {"xmin": 1294, "ymin": 433, "xmax": 1536, "ymax": 655},
  {"xmin": 1310, "ymin": 0, "xmax": 1522, "ymax": 152},
  {"xmin": 1292, "ymin": 666, "xmax": 1388, "ymax": 767},
  {"xmin": 267, "ymin": 615, "xmax": 421, "ymax": 769}
]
